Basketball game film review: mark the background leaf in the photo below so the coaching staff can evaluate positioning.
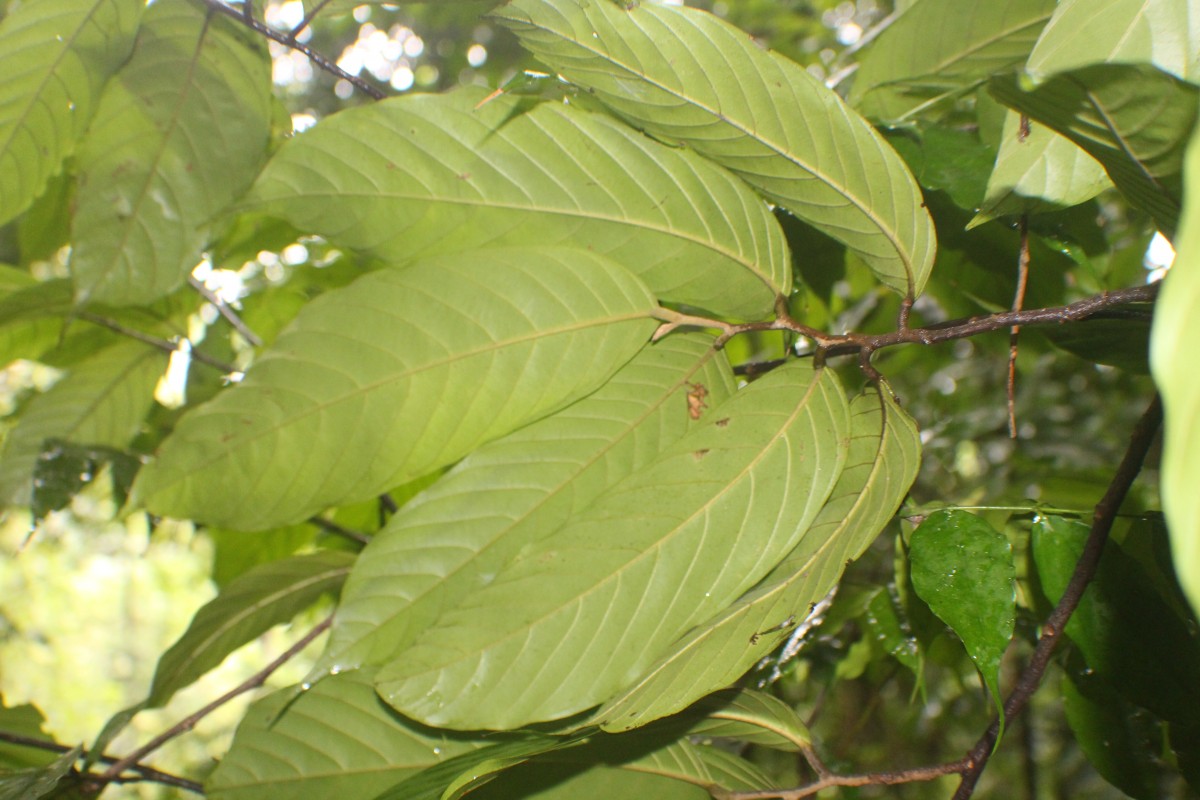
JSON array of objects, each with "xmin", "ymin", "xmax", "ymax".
[
  {"xmin": 1152, "ymin": 123, "xmax": 1200, "ymax": 621},
  {"xmin": 850, "ymin": 0, "xmax": 1055, "ymax": 125},
  {"xmin": 319, "ymin": 333, "xmax": 735, "ymax": 678},
  {"xmin": 374, "ymin": 361, "xmax": 850, "ymax": 730},
  {"xmin": 69, "ymin": 0, "xmax": 272, "ymax": 306},
  {"xmin": 135, "ymin": 247, "xmax": 658, "ymax": 530},
  {"xmin": 243, "ymin": 88, "xmax": 789, "ymax": 320},
  {"xmin": 494, "ymin": 0, "xmax": 936, "ymax": 297},
  {"xmin": 0, "ymin": 746, "xmax": 80, "ymax": 800},
  {"xmin": 0, "ymin": 0, "xmax": 142, "ymax": 225},
  {"xmin": 597, "ymin": 387, "xmax": 920, "ymax": 731},
  {"xmin": 0, "ymin": 341, "xmax": 163, "ymax": 506},
  {"xmin": 148, "ymin": 551, "xmax": 354, "ymax": 708},
  {"xmin": 909, "ymin": 510, "xmax": 1015, "ymax": 729},
  {"xmin": 207, "ymin": 670, "xmax": 485, "ymax": 800},
  {"xmin": 989, "ymin": 63, "xmax": 1199, "ymax": 236}
]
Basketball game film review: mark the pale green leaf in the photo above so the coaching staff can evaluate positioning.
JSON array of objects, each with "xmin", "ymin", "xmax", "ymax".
[
  {"xmin": 243, "ymin": 88, "xmax": 788, "ymax": 320},
  {"xmin": 685, "ymin": 689, "xmax": 811, "ymax": 752},
  {"xmin": 1027, "ymin": 0, "xmax": 1200, "ymax": 82},
  {"xmin": 463, "ymin": 762, "xmax": 711, "ymax": 800},
  {"xmin": 970, "ymin": 110, "xmax": 1110, "ymax": 228},
  {"xmin": 850, "ymin": 0, "xmax": 1055, "ymax": 125},
  {"xmin": 318, "ymin": 333, "xmax": 735, "ymax": 677},
  {"xmin": 134, "ymin": 247, "xmax": 659, "ymax": 530},
  {"xmin": 148, "ymin": 551, "xmax": 355, "ymax": 708},
  {"xmin": 70, "ymin": 0, "xmax": 271, "ymax": 306},
  {"xmin": 990, "ymin": 63, "xmax": 1199, "ymax": 236},
  {"xmin": 374, "ymin": 360, "xmax": 850, "ymax": 730},
  {"xmin": 206, "ymin": 670, "xmax": 484, "ymax": 800},
  {"xmin": 1153, "ymin": 122, "xmax": 1200, "ymax": 621},
  {"xmin": 0, "ymin": 341, "xmax": 163, "ymax": 506},
  {"xmin": 0, "ymin": 0, "xmax": 142, "ymax": 225},
  {"xmin": 494, "ymin": 0, "xmax": 935, "ymax": 297},
  {"xmin": 618, "ymin": 739, "xmax": 772, "ymax": 793},
  {"xmin": 597, "ymin": 387, "xmax": 920, "ymax": 730}
]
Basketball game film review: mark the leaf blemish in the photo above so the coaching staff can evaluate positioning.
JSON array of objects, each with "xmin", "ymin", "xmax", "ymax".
[
  {"xmin": 715, "ymin": 417, "xmax": 730, "ymax": 427},
  {"xmin": 686, "ymin": 382, "xmax": 708, "ymax": 420},
  {"xmin": 692, "ymin": 448, "xmax": 710, "ymax": 460}
]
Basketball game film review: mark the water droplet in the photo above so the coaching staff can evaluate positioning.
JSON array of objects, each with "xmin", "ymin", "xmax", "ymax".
[
  {"xmin": 329, "ymin": 665, "xmax": 342, "ymax": 675},
  {"xmin": 300, "ymin": 682, "xmax": 312, "ymax": 691},
  {"xmin": 432, "ymin": 747, "xmax": 441, "ymax": 756}
]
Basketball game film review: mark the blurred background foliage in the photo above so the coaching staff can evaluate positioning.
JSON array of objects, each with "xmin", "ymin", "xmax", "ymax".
[{"xmin": 0, "ymin": 0, "xmax": 1178, "ymax": 798}]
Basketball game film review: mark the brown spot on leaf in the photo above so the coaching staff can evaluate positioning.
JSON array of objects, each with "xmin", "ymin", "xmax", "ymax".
[{"xmin": 686, "ymin": 382, "xmax": 708, "ymax": 420}]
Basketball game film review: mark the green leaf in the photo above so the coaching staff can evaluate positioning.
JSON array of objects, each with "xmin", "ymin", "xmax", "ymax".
[
  {"xmin": 135, "ymin": 247, "xmax": 659, "ymax": 530},
  {"xmin": 597, "ymin": 386, "xmax": 920, "ymax": 731},
  {"xmin": 147, "ymin": 551, "xmax": 354, "ymax": 708},
  {"xmin": 70, "ymin": 0, "xmax": 272, "ymax": 306},
  {"xmin": 862, "ymin": 584, "xmax": 922, "ymax": 677},
  {"xmin": 206, "ymin": 671, "xmax": 485, "ymax": 800},
  {"xmin": 30, "ymin": 440, "xmax": 140, "ymax": 520},
  {"xmin": 462, "ymin": 762, "xmax": 711, "ymax": 800},
  {"xmin": 1027, "ymin": 0, "xmax": 1200, "ymax": 82},
  {"xmin": 1031, "ymin": 516, "xmax": 1200, "ymax": 726},
  {"xmin": 970, "ymin": 110, "xmax": 1111, "ymax": 227},
  {"xmin": 493, "ymin": 0, "xmax": 936, "ymax": 297},
  {"xmin": 0, "ymin": 341, "xmax": 163, "ymax": 506},
  {"xmin": 318, "ymin": 333, "xmax": 735, "ymax": 677},
  {"xmin": 0, "ymin": 746, "xmax": 80, "ymax": 800},
  {"xmin": 684, "ymin": 689, "xmax": 811, "ymax": 752},
  {"xmin": 989, "ymin": 64, "xmax": 1199, "ymax": 236},
  {"xmin": 909, "ymin": 510, "xmax": 1015, "ymax": 731},
  {"xmin": 242, "ymin": 88, "xmax": 789, "ymax": 320},
  {"xmin": 374, "ymin": 360, "xmax": 850, "ymax": 730},
  {"xmin": 0, "ymin": 699, "xmax": 56, "ymax": 771},
  {"xmin": 0, "ymin": 0, "xmax": 142, "ymax": 225},
  {"xmin": 850, "ymin": 0, "xmax": 1056, "ymax": 124},
  {"xmin": 1153, "ymin": 123, "xmax": 1200, "ymax": 622}
]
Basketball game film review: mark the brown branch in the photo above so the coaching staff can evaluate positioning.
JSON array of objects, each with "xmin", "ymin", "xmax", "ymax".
[
  {"xmin": 192, "ymin": 0, "xmax": 387, "ymax": 100},
  {"xmin": 188, "ymin": 275, "xmax": 263, "ymax": 347},
  {"xmin": 951, "ymin": 394, "xmax": 1162, "ymax": 799},
  {"xmin": 0, "ymin": 731, "xmax": 203, "ymax": 794},
  {"xmin": 97, "ymin": 614, "xmax": 333, "ymax": 784},
  {"xmin": 720, "ymin": 758, "xmax": 969, "ymax": 800},
  {"xmin": 1008, "ymin": 215, "xmax": 1030, "ymax": 438},
  {"xmin": 77, "ymin": 312, "xmax": 238, "ymax": 374},
  {"xmin": 309, "ymin": 515, "xmax": 371, "ymax": 545}
]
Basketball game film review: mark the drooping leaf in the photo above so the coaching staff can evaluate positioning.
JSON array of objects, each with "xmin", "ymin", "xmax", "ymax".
[
  {"xmin": 0, "ymin": 341, "xmax": 163, "ymax": 506},
  {"xmin": 374, "ymin": 360, "xmax": 850, "ymax": 730},
  {"xmin": 70, "ymin": 0, "xmax": 272, "ymax": 306},
  {"xmin": 206, "ymin": 670, "xmax": 485, "ymax": 800},
  {"xmin": 147, "ymin": 551, "xmax": 354, "ymax": 708},
  {"xmin": 242, "ymin": 88, "xmax": 789, "ymax": 320},
  {"xmin": 494, "ymin": 0, "xmax": 936, "ymax": 297},
  {"xmin": 850, "ymin": 0, "xmax": 1056, "ymax": 125},
  {"xmin": 1026, "ymin": 0, "xmax": 1200, "ymax": 82},
  {"xmin": 909, "ymin": 510, "xmax": 1015, "ymax": 731},
  {"xmin": 1152, "ymin": 122, "xmax": 1200, "ymax": 621},
  {"xmin": 683, "ymin": 689, "xmax": 811, "ymax": 752},
  {"xmin": 989, "ymin": 63, "xmax": 1200, "ymax": 236},
  {"xmin": 0, "ymin": 0, "xmax": 143, "ymax": 225},
  {"xmin": 135, "ymin": 247, "xmax": 659, "ymax": 530},
  {"xmin": 597, "ymin": 386, "xmax": 920, "ymax": 731},
  {"xmin": 1032, "ymin": 516, "xmax": 1200, "ymax": 726},
  {"xmin": 318, "ymin": 333, "xmax": 735, "ymax": 678},
  {"xmin": 0, "ymin": 746, "xmax": 80, "ymax": 800}
]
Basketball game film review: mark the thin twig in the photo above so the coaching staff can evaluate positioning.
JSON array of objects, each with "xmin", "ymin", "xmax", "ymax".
[
  {"xmin": 98, "ymin": 614, "xmax": 333, "ymax": 783},
  {"xmin": 188, "ymin": 275, "xmax": 263, "ymax": 347},
  {"xmin": 720, "ymin": 758, "xmax": 969, "ymax": 800},
  {"xmin": 309, "ymin": 515, "xmax": 371, "ymax": 545},
  {"xmin": 1008, "ymin": 215, "xmax": 1031, "ymax": 438},
  {"xmin": 951, "ymin": 395, "xmax": 1162, "ymax": 799},
  {"xmin": 77, "ymin": 312, "xmax": 238, "ymax": 373},
  {"xmin": 0, "ymin": 731, "xmax": 203, "ymax": 794},
  {"xmin": 289, "ymin": 0, "xmax": 333, "ymax": 42},
  {"xmin": 193, "ymin": 0, "xmax": 386, "ymax": 99}
]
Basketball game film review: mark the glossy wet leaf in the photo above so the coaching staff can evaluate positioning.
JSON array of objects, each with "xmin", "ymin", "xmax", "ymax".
[
  {"xmin": 243, "ymin": 88, "xmax": 789, "ymax": 320},
  {"xmin": 1152, "ymin": 122, "xmax": 1200, "ymax": 621},
  {"xmin": 207, "ymin": 670, "xmax": 485, "ymax": 800},
  {"xmin": 70, "ymin": 0, "xmax": 272, "ymax": 305},
  {"xmin": 0, "ymin": 0, "xmax": 143, "ymax": 225},
  {"xmin": 148, "ymin": 551, "xmax": 355, "ymax": 708},
  {"xmin": 135, "ymin": 247, "xmax": 659, "ymax": 530},
  {"xmin": 318, "ymin": 334, "xmax": 734, "ymax": 678},
  {"xmin": 597, "ymin": 387, "xmax": 920, "ymax": 730},
  {"xmin": 374, "ymin": 361, "xmax": 851, "ymax": 730},
  {"xmin": 851, "ymin": 0, "xmax": 1055, "ymax": 124},
  {"xmin": 990, "ymin": 63, "xmax": 1199, "ymax": 236},
  {"xmin": 494, "ymin": 0, "xmax": 935, "ymax": 297},
  {"xmin": 909, "ymin": 510, "xmax": 1015, "ymax": 729}
]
